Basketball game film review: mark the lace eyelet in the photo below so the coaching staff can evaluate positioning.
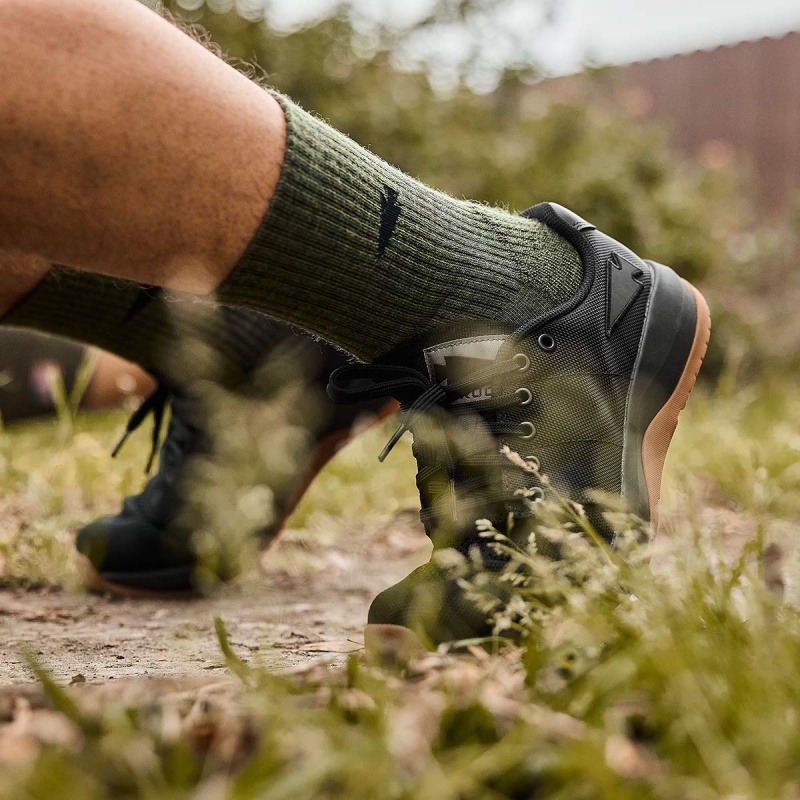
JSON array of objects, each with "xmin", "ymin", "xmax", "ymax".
[
  {"xmin": 518, "ymin": 421, "xmax": 536, "ymax": 439},
  {"xmin": 514, "ymin": 353, "xmax": 531, "ymax": 372},
  {"xmin": 525, "ymin": 455, "xmax": 540, "ymax": 470},
  {"xmin": 514, "ymin": 353, "xmax": 530, "ymax": 372},
  {"xmin": 538, "ymin": 333, "xmax": 556, "ymax": 352},
  {"xmin": 515, "ymin": 387, "xmax": 532, "ymax": 406},
  {"xmin": 528, "ymin": 487, "xmax": 545, "ymax": 503}
]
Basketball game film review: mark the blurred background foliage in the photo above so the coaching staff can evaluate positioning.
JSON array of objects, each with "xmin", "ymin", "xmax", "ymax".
[
  {"xmin": 4, "ymin": 8, "xmax": 800, "ymax": 794},
  {"xmin": 163, "ymin": 0, "xmax": 795, "ymax": 380}
]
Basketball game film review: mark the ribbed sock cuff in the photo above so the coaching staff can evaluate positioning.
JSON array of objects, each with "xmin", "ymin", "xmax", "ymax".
[
  {"xmin": 218, "ymin": 92, "xmax": 582, "ymax": 361},
  {"xmin": 3, "ymin": 268, "xmax": 292, "ymax": 386}
]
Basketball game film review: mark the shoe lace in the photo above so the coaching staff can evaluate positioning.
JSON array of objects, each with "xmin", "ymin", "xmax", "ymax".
[
  {"xmin": 328, "ymin": 355, "xmax": 541, "ymax": 533},
  {"xmin": 111, "ymin": 382, "xmax": 200, "ymax": 477}
]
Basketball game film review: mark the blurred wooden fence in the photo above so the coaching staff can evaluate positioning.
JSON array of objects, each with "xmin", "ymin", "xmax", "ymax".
[{"xmin": 548, "ymin": 32, "xmax": 800, "ymax": 213}]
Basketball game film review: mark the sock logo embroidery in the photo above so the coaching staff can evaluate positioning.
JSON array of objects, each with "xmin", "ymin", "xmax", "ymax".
[
  {"xmin": 123, "ymin": 285, "xmax": 163, "ymax": 324},
  {"xmin": 606, "ymin": 252, "xmax": 644, "ymax": 336},
  {"xmin": 377, "ymin": 185, "xmax": 401, "ymax": 258}
]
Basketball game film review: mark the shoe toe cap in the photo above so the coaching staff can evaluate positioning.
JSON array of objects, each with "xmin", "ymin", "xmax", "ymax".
[
  {"xmin": 75, "ymin": 514, "xmax": 189, "ymax": 574},
  {"xmin": 368, "ymin": 560, "xmax": 499, "ymax": 647}
]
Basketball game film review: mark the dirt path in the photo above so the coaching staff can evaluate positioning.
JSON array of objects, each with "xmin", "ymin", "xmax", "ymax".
[
  {"xmin": 0, "ymin": 496, "xmax": 771, "ymax": 689},
  {"xmin": 0, "ymin": 513, "xmax": 430, "ymax": 686}
]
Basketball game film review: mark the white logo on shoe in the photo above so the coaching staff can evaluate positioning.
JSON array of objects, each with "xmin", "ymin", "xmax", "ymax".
[{"xmin": 423, "ymin": 336, "xmax": 507, "ymax": 406}]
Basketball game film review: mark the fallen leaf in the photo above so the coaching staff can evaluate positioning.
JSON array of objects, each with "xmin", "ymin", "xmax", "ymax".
[{"xmin": 297, "ymin": 640, "xmax": 363, "ymax": 654}]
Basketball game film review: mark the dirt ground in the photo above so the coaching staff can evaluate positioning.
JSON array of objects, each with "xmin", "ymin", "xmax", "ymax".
[
  {"xmin": 0, "ymin": 512, "xmax": 431, "ymax": 686},
  {"xmin": 0, "ymin": 483, "xmax": 774, "ymax": 691}
]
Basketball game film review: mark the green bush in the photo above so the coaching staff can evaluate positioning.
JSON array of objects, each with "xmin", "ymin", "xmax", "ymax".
[
  {"xmin": 165, "ymin": 1, "xmax": 787, "ymax": 380},
  {"xmin": 167, "ymin": 2, "xmax": 751, "ymax": 286}
]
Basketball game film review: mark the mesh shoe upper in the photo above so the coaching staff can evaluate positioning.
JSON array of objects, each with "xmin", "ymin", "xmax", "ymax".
[
  {"xmin": 330, "ymin": 203, "xmax": 652, "ymax": 548},
  {"xmin": 75, "ymin": 387, "xmax": 205, "ymax": 578}
]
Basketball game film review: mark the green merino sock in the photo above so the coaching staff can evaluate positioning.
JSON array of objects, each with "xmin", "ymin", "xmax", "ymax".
[
  {"xmin": 218, "ymin": 93, "xmax": 583, "ymax": 362},
  {"xmin": 2, "ymin": 267, "xmax": 292, "ymax": 388}
]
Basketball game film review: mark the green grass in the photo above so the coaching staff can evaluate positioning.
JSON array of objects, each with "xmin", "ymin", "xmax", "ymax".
[
  {"xmin": 0, "ymin": 393, "xmax": 420, "ymax": 589},
  {"xmin": 2, "ymin": 378, "xmax": 800, "ymax": 798}
]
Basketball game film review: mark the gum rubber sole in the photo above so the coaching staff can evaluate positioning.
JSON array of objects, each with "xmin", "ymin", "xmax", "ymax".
[
  {"xmin": 363, "ymin": 623, "xmax": 431, "ymax": 661},
  {"xmin": 75, "ymin": 552, "xmax": 198, "ymax": 600},
  {"xmin": 642, "ymin": 281, "xmax": 711, "ymax": 532}
]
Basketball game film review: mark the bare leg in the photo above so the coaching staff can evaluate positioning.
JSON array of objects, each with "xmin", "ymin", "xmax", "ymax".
[
  {"xmin": 0, "ymin": 329, "xmax": 154, "ymax": 422},
  {"xmin": 0, "ymin": 0, "xmax": 285, "ymax": 301},
  {"xmin": 81, "ymin": 351, "xmax": 155, "ymax": 409}
]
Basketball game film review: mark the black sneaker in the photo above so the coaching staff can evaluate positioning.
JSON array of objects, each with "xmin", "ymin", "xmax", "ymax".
[
  {"xmin": 329, "ymin": 203, "xmax": 711, "ymax": 647},
  {"xmin": 75, "ymin": 341, "xmax": 396, "ymax": 598}
]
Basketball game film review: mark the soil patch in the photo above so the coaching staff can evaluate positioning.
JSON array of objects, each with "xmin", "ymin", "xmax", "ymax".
[{"xmin": 0, "ymin": 512, "xmax": 430, "ymax": 686}]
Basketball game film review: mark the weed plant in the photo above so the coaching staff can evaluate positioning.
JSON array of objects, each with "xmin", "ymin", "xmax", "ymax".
[{"xmin": 2, "ymin": 375, "xmax": 800, "ymax": 798}]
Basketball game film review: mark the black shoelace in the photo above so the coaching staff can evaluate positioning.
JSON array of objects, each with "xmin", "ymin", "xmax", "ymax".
[
  {"xmin": 111, "ymin": 383, "xmax": 200, "ymax": 482},
  {"xmin": 328, "ymin": 354, "xmax": 542, "ymax": 531}
]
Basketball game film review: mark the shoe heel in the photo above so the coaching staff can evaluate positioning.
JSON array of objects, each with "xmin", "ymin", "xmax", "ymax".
[{"xmin": 624, "ymin": 265, "xmax": 711, "ymax": 530}]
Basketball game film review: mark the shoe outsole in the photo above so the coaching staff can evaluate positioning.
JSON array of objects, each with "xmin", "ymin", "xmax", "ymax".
[
  {"xmin": 363, "ymin": 623, "xmax": 429, "ymax": 663},
  {"xmin": 642, "ymin": 281, "xmax": 711, "ymax": 532},
  {"xmin": 78, "ymin": 402, "xmax": 399, "ymax": 600},
  {"xmin": 74, "ymin": 552, "xmax": 198, "ymax": 600}
]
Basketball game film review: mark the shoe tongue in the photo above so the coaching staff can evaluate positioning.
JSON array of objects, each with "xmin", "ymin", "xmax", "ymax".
[
  {"xmin": 168, "ymin": 389, "xmax": 207, "ymax": 431},
  {"xmin": 376, "ymin": 323, "xmax": 512, "ymax": 406},
  {"xmin": 422, "ymin": 334, "xmax": 508, "ymax": 406}
]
